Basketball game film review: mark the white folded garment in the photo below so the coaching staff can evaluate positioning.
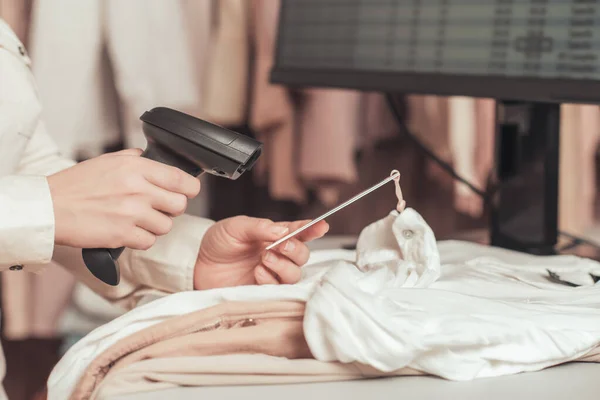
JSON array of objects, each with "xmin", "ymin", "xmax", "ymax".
[{"xmin": 48, "ymin": 208, "xmax": 600, "ymax": 399}]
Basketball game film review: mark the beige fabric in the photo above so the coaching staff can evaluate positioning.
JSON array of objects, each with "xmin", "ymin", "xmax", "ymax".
[
  {"xmin": 70, "ymin": 301, "xmax": 420, "ymax": 400},
  {"xmin": 93, "ymin": 348, "xmax": 600, "ymax": 400},
  {"xmin": 73, "ymin": 301, "xmax": 308, "ymax": 399},
  {"xmin": 94, "ymin": 355, "xmax": 421, "ymax": 399},
  {"xmin": 0, "ymin": 17, "xmax": 214, "ymax": 394}
]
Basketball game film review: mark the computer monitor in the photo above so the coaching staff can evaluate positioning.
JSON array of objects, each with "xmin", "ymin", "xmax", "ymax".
[
  {"xmin": 272, "ymin": 0, "xmax": 600, "ymax": 104},
  {"xmin": 271, "ymin": 0, "xmax": 600, "ymax": 254}
]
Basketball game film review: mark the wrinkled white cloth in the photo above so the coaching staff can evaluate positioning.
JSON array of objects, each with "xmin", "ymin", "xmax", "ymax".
[{"xmin": 48, "ymin": 209, "xmax": 600, "ymax": 399}]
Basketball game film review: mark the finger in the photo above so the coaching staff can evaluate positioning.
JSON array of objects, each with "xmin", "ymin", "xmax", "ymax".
[
  {"xmin": 135, "ymin": 209, "xmax": 173, "ymax": 236},
  {"xmin": 142, "ymin": 161, "xmax": 201, "ymax": 199},
  {"xmin": 297, "ymin": 220, "xmax": 329, "ymax": 242},
  {"xmin": 228, "ymin": 217, "xmax": 289, "ymax": 243},
  {"xmin": 254, "ymin": 265, "xmax": 280, "ymax": 285},
  {"xmin": 280, "ymin": 220, "xmax": 330, "ymax": 243},
  {"xmin": 145, "ymin": 184, "xmax": 190, "ymax": 217},
  {"xmin": 273, "ymin": 238, "xmax": 310, "ymax": 266},
  {"xmin": 262, "ymin": 251, "xmax": 302, "ymax": 284},
  {"xmin": 123, "ymin": 227, "xmax": 156, "ymax": 250}
]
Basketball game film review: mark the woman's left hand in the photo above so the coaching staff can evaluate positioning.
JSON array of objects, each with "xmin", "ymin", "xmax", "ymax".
[{"xmin": 194, "ymin": 216, "xmax": 329, "ymax": 290}]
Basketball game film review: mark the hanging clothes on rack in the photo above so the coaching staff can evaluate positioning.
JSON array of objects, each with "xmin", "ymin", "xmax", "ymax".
[
  {"xmin": 250, "ymin": 0, "xmax": 305, "ymax": 204},
  {"xmin": 296, "ymin": 88, "xmax": 361, "ymax": 206},
  {"xmin": 406, "ymin": 95, "xmax": 452, "ymax": 164},
  {"xmin": 360, "ymin": 92, "xmax": 401, "ymax": 148},
  {"xmin": 559, "ymin": 104, "xmax": 600, "ymax": 236},
  {"xmin": 250, "ymin": 0, "xmax": 403, "ymax": 208},
  {"xmin": 406, "ymin": 95, "xmax": 453, "ymax": 188},
  {"xmin": 441, "ymin": 98, "xmax": 600, "ymax": 234},
  {"xmin": 201, "ymin": 0, "xmax": 249, "ymax": 127},
  {"xmin": 28, "ymin": 0, "xmax": 204, "ymax": 158},
  {"xmin": 448, "ymin": 96, "xmax": 483, "ymax": 218}
]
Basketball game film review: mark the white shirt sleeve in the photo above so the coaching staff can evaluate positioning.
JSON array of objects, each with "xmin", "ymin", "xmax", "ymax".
[{"xmin": 0, "ymin": 175, "xmax": 55, "ymax": 270}]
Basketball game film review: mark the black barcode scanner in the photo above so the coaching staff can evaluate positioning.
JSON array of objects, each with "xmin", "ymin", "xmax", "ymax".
[{"xmin": 82, "ymin": 107, "xmax": 262, "ymax": 286}]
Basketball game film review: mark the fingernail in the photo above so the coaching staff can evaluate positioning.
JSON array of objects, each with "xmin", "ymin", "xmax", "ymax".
[
  {"xmin": 284, "ymin": 240, "xmax": 295, "ymax": 252},
  {"xmin": 271, "ymin": 226, "xmax": 289, "ymax": 236},
  {"xmin": 264, "ymin": 251, "xmax": 275, "ymax": 263}
]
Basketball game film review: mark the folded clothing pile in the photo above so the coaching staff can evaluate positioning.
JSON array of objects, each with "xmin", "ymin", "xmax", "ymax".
[{"xmin": 49, "ymin": 209, "xmax": 600, "ymax": 400}]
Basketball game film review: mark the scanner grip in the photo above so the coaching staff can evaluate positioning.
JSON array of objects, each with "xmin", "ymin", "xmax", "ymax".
[
  {"xmin": 82, "ymin": 247, "xmax": 124, "ymax": 286},
  {"xmin": 82, "ymin": 145, "xmax": 203, "ymax": 286}
]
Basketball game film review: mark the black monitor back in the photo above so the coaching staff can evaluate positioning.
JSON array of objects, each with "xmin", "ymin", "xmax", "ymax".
[{"xmin": 271, "ymin": 0, "xmax": 600, "ymax": 253}]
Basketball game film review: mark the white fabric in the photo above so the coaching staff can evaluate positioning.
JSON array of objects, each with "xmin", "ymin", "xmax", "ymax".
[{"xmin": 49, "ymin": 208, "xmax": 600, "ymax": 399}]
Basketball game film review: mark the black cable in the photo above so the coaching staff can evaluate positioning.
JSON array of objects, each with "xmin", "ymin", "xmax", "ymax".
[{"xmin": 385, "ymin": 93, "xmax": 600, "ymax": 253}]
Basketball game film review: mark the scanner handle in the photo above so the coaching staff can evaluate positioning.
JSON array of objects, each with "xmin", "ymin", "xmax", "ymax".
[
  {"xmin": 82, "ymin": 145, "xmax": 202, "ymax": 286},
  {"xmin": 82, "ymin": 247, "xmax": 124, "ymax": 286}
]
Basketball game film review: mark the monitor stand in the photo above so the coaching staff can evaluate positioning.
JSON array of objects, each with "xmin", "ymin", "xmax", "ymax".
[{"xmin": 490, "ymin": 101, "xmax": 560, "ymax": 255}]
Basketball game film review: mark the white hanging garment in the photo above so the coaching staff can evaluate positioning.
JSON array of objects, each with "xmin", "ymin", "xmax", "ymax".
[{"xmin": 28, "ymin": 0, "xmax": 204, "ymax": 157}]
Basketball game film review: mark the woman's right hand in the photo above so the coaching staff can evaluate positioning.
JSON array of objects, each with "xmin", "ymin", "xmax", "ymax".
[{"xmin": 47, "ymin": 149, "xmax": 201, "ymax": 250}]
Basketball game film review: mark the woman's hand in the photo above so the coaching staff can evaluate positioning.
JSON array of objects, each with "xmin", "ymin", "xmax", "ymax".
[
  {"xmin": 194, "ymin": 216, "xmax": 329, "ymax": 290},
  {"xmin": 47, "ymin": 149, "xmax": 200, "ymax": 250}
]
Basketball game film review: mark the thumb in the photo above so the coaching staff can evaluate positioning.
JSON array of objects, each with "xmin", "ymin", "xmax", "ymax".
[{"xmin": 228, "ymin": 217, "xmax": 289, "ymax": 243}]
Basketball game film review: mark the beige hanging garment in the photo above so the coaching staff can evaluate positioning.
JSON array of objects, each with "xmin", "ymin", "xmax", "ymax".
[
  {"xmin": 249, "ymin": 0, "xmax": 305, "ymax": 203},
  {"xmin": 448, "ymin": 96, "xmax": 487, "ymax": 217},
  {"xmin": 28, "ymin": 0, "xmax": 117, "ymax": 159},
  {"xmin": 406, "ymin": 95, "xmax": 453, "ymax": 187},
  {"xmin": 360, "ymin": 92, "xmax": 400, "ymax": 148},
  {"xmin": 407, "ymin": 95, "xmax": 452, "ymax": 163},
  {"xmin": 297, "ymin": 88, "xmax": 361, "ymax": 206},
  {"xmin": 559, "ymin": 104, "xmax": 600, "ymax": 236},
  {"xmin": 474, "ymin": 98, "xmax": 496, "ymax": 189},
  {"xmin": 202, "ymin": 0, "xmax": 250, "ymax": 126}
]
